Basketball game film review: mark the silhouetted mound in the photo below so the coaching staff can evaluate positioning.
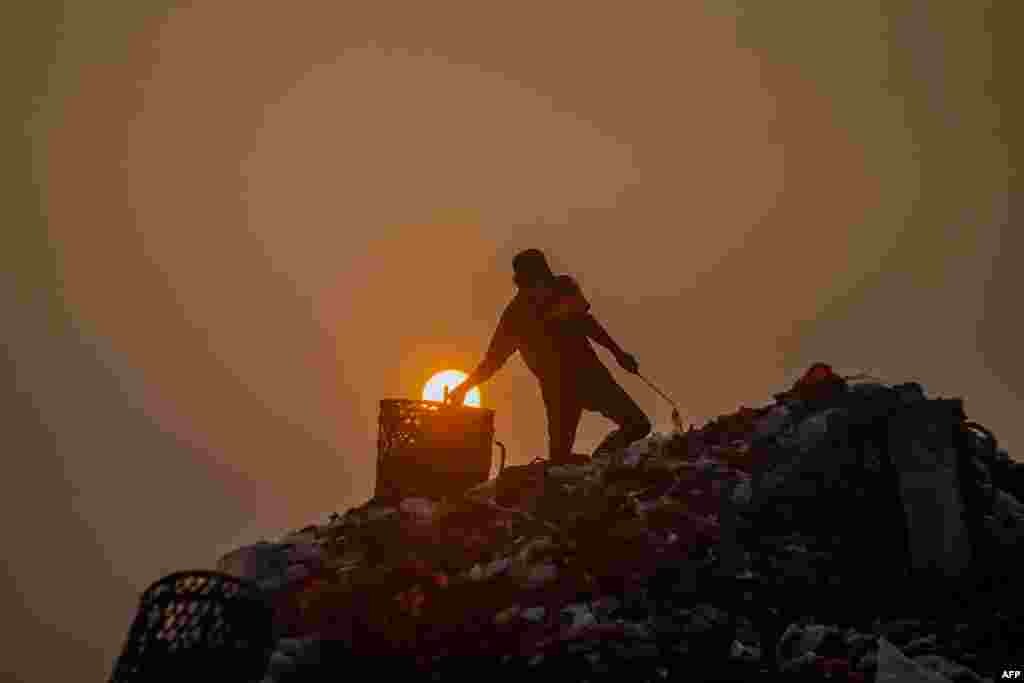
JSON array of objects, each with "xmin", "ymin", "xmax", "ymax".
[{"xmin": 115, "ymin": 365, "xmax": 1024, "ymax": 682}]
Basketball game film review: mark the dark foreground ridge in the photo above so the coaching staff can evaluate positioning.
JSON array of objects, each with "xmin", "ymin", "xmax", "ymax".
[{"xmin": 111, "ymin": 365, "xmax": 1024, "ymax": 682}]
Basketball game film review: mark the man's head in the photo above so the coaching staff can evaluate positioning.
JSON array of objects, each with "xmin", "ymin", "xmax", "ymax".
[
  {"xmin": 513, "ymin": 249, "xmax": 557, "ymax": 308},
  {"xmin": 513, "ymin": 248, "xmax": 554, "ymax": 289}
]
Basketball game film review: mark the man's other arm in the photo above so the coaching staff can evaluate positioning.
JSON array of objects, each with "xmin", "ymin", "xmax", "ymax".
[
  {"xmin": 583, "ymin": 313, "xmax": 639, "ymax": 373},
  {"xmin": 460, "ymin": 306, "xmax": 519, "ymax": 391},
  {"xmin": 579, "ymin": 313, "xmax": 626, "ymax": 357},
  {"xmin": 550, "ymin": 277, "xmax": 633, "ymax": 366}
]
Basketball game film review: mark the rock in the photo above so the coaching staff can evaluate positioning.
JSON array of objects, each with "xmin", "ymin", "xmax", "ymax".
[
  {"xmin": 494, "ymin": 606, "xmax": 521, "ymax": 625},
  {"xmin": 793, "ymin": 409, "xmax": 842, "ymax": 453},
  {"xmin": 903, "ymin": 634, "xmax": 939, "ymax": 656},
  {"xmin": 280, "ymin": 531, "xmax": 317, "ymax": 546},
  {"xmin": 729, "ymin": 640, "xmax": 761, "ymax": 662},
  {"xmin": 364, "ymin": 505, "xmax": 399, "ymax": 523},
  {"xmin": 561, "ymin": 604, "xmax": 597, "ymax": 629},
  {"xmin": 521, "ymin": 606, "xmax": 546, "ymax": 623},
  {"xmin": 285, "ymin": 564, "xmax": 311, "ymax": 584},
  {"xmin": 754, "ymin": 405, "xmax": 792, "ymax": 439},
  {"xmin": 546, "ymin": 464, "xmax": 593, "ymax": 481},
  {"xmin": 797, "ymin": 624, "xmax": 829, "ymax": 657},
  {"xmin": 895, "ymin": 383, "xmax": 928, "ymax": 405},
  {"xmin": 857, "ymin": 651, "xmax": 879, "ymax": 672},
  {"xmin": 850, "ymin": 382, "xmax": 890, "ymax": 399},
  {"xmin": 874, "ymin": 620, "xmax": 923, "ymax": 645},
  {"xmin": 914, "ymin": 655, "xmax": 983, "ymax": 683},
  {"xmin": 266, "ymin": 651, "xmax": 298, "ymax": 678},
  {"xmin": 483, "ymin": 557, "xmax": 512, "ymax": 579},
  {"xmin": 844, "ymin": 632, "xmax": 878, "ymax": 660},
  {"xmin": 591, "ymin": 596, "xmax": 622, "ymax": 621},
  {"xmin": 813, "ymin": 656, "xmax": 854, "ymax": 679},
  {"xmin": 218, "ymin": 542, "xmax": 288, "ymax": 579},
  {"xmin": 888, "ymin": 402, "xmax": 972, "ymax": 578},
  {"xmin": 275, "ymin": 638, "xmax": 304, "ymax": 657},
  {"xmin": 780, "ymin": 651, "xmax": 819, "ymax": 673},
  {"xmin": 217, "ymin": 541, "xmax": 321, "ymax": 596},
  {"xmin": 400, "ymin": 497, "xmax": 439, "ymax": 523},
  {"xmin": 876, "ymin": 637, "xmax": 951, "ymax": 682},
  {"xmin": 987, "ymin": 490, "xmax": 1024, "ymax": 546},
  {"xmin": 285, "ymin": 543, "xmax": 323, "ymax": 566}
]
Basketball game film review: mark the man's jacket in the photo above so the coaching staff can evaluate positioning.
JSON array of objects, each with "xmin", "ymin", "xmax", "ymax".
[{"xmin": 475, "ymin": 275, "xmax": 613, "ymax": 391}]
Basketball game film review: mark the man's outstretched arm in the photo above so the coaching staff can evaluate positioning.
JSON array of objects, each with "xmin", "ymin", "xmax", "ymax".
[{"xmin": 448, "ymin": 309, "xmax": 518, "ymax": 402}]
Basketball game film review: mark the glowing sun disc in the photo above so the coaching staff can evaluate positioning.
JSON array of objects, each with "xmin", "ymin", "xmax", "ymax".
[{"xmin": 423, "ymin": 369, "xmax": 481, "ymax": 407}]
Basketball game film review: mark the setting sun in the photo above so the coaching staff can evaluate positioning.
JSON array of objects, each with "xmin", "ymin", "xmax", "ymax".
[{"xmin": 423, "ymin": 369, "xmax": 481, "ymax": 407}]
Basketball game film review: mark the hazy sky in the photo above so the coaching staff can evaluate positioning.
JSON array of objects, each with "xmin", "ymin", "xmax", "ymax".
[{"xmin": 2, "ymin": 1, "xmax": 1018, "ymax": 681}]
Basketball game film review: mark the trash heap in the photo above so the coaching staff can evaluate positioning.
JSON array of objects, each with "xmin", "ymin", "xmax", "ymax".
[{"xmin": 217, "ymin": 364, "xmax": 1024, "ymax": 683}]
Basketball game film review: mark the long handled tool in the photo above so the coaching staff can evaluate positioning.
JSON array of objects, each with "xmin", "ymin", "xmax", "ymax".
[{"xmin": 635, "ymin": 372, "xmax": 685, "ymax": 433}]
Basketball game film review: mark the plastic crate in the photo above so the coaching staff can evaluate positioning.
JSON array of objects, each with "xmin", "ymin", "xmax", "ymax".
[
  {"xmin": 375, "ymin": 399, "xmax": 503, "ymax": 501},
  {"xmin": 108, "ymin": 570, "xmax": 275, "ymax": 683}
]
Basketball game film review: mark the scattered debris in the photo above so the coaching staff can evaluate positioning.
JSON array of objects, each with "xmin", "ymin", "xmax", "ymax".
[{"xmin": 117, "ymin": 364, "xmax": 1023, "ymax": 682}]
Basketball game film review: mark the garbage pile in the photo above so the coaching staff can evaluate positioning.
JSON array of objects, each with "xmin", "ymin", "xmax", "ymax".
[{"xmin": 217, "ymin": 364, "xmax": 1024, "ymax": 683}]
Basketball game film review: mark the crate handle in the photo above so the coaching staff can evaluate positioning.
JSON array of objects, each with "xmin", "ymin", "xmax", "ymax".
[{"xmin": 494, "ymin": 440, "xmax": 507, "ymax": 478}]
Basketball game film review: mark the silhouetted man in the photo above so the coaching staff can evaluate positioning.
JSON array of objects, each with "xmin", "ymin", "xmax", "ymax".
[{"xmin": 447, "ymin": 249, "xmax": 651, "ymax": 465}]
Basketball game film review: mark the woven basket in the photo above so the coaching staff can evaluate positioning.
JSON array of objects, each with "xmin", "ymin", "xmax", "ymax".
[{"xmin": 376, "ymin": 399, "xmax": 502, "ymax": 501}]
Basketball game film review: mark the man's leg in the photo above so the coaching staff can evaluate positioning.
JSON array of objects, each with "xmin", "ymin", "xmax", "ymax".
[
  {"xmin": 544, "ymin": 390, "xmax": 584, "ymax": 463},
  {"xmin": 590, "ymin": 379, "xmax": 652, "ymax": 458}
]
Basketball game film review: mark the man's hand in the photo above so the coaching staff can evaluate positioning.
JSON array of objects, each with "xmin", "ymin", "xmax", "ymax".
[
  {"xmin": 615, "ymin": 352, "xmax": 639, "ymax": 375},
  {"xmin": 445, "ymin": 382, "xmax": 470, "ymax": 406}
]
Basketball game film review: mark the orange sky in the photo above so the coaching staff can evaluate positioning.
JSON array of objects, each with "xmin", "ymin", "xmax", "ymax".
[{"xmin": 3, "ymin": 1, "xmax": 1018, "ymax": 681}]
